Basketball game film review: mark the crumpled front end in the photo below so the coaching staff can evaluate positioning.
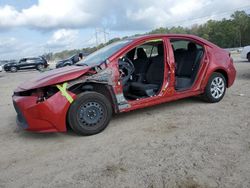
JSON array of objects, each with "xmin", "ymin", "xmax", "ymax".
[{"xmin": 12, "ymin": 87, "xmax": 76, "ymax": 133}]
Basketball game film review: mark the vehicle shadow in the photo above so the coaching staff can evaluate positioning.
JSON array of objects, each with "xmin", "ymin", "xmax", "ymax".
[
  {"xmin": 4, "ymin": 68, "xmax": 53, "ymax": 74},
  {"xmin": 234, "ymin": 60, "xmax": 250, "ymax": 63},
  {"xmin": 112, "ymin": 96, "xmax": 203, "ymax": 121},
  {"xmin": 16, "ymin": 96, "xmax": 204, "ymax": 139},
  {"xmin": 237, "ymin": 73, "xmax": 250, "ymax": 80},
  {"xmin": 5, "ymin": 70, "xmax": 38, "ymax": 73},
  {"xmin": 16, "ymin": 129, "xmax": 63, "ymax": 140}
]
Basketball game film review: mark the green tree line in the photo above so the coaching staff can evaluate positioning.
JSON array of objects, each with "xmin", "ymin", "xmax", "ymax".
[
  {"xmin": 148, "ymin": 11, "xmax": 250, "ymax": 48},
  {"xmin": 46, "ymin": 11, "xmax": 250, "ymax": 61}
]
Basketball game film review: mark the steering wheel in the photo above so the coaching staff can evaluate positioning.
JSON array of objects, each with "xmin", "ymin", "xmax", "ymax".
[{"xmin": 118, "ymin": 56, "xmax": 135, "ymax": 85}]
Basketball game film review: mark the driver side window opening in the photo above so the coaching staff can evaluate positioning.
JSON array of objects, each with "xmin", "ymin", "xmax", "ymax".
[
  {"xmin": 119, "ymin": 40, "xmax": 165, "ymax": 100},
  {"xmin": 170, "ymin": 39, "xmax": 204, "ymax": 91}
]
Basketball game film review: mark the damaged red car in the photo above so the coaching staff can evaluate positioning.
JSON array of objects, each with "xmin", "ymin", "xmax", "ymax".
[{"xmin": 13, "ymin": 34, "xmax": 236, "ymax": 135}]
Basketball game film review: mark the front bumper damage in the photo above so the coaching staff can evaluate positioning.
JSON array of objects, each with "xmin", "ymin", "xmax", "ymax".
[{"xmin": 12, "ymin": 91, "xmax": 76, "ymax": 133}]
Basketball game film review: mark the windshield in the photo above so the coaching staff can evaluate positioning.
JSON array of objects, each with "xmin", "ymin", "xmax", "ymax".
[{"xmin": 76, "ymin": 39, "xmax": 132, "ymax": 66}]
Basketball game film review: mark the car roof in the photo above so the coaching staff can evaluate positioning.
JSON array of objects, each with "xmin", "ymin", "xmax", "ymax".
[{"xmin": 129, "ymin": 34, "xmax": 219, "ymax": 48}]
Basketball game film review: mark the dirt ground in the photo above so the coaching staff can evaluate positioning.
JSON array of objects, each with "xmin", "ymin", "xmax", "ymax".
[{"xmin": 0, "ymin": 60, "xmax": 249, "ymax": 188}]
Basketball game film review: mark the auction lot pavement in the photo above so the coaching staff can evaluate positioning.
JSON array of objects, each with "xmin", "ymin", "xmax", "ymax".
[{"xmin": 0, "ymin": 62, "xmax": 249, "ymax": 188}]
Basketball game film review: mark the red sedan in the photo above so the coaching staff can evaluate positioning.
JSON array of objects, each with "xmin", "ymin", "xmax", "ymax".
[{"xmin": 13, "ymin": 34, "xmax": 236, "ymax": 135}]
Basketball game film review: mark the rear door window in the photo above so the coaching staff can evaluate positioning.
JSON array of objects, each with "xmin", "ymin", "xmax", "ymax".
[{"xmin": 171, "ymin": 40, "xmax": 203, "ymax": 51}]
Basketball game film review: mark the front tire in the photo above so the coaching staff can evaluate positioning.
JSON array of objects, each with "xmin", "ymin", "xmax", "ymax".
[
  {"xmin": 202, "ymin": 72, "xmax": 226, "ymax": 103},
  {"xmin": 68, "ymin": 92, "xmax": 112, "ymax": 135}
]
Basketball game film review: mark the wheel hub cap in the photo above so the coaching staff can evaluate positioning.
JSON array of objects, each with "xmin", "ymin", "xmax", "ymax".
[
  {"xmin": 210, "ymin": 77, "xmax": 225, "ymax": 99},
  {"xmin": 78, "ymin": 102, "xmax": 104, "ymax": 126}
]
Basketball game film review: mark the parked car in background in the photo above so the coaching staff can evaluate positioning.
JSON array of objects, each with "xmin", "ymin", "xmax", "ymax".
[
  {"xmin": 56, "ymin": 53, "xmax": 87, "ymax": 68},
  {"xmin": 0, "ymin": 65, "xmax": 2, "ymax": 72},
  {"xmin": 241, "ymin": 45, "xmax": 250, "ymax": 62},
  {"xmin": 13, "ymin": 34, "xmax": 236, "ymax": 136},
  {"xmin": 3, "ymin": 57, "xmax": 48, "ymax": 72}
]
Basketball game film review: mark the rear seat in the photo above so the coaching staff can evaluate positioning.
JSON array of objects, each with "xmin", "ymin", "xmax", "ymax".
[{"xmin": 174, "ymin": 43, "xmax": 204, "ymax": 90}]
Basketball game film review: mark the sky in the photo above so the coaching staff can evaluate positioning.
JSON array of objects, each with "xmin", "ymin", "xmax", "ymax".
[{"xmin": 0, "ymin": 0, "xmax": 250, "ymax": 60}]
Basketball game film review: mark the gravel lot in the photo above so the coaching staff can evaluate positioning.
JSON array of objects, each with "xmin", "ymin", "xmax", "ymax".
[{"xmin": 0, "ymin": 60, "xmax": 249, "ymax": 188}]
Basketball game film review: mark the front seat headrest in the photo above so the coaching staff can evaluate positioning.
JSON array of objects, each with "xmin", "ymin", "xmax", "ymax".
[
  {"xmin": 137, "ymin": 48, "xmax": 147, "ymax": 59},
  {"xmin": 157, "ymin": 43, "xmax": 164, "ymax": 56},
  {"xmin": 188, "ymin": 42, "xmax": 197, "ymax": 52}
]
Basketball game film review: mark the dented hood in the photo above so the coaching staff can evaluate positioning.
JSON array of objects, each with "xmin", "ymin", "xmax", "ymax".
[{"xmin": 15, "ymin": 66, "xmax": 90, "ymax": 92}]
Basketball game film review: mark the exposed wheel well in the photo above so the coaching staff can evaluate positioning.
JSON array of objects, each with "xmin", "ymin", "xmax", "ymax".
[
  {"xmin": 69, "ymin": 83, "xmax": 118, "ymax": 113},
  {"xmin": 214, "ymin": 69, "xmax": 228, "ymax": 87}
]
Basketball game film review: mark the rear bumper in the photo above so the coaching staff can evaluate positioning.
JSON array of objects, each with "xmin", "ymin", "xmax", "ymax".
[
  {"xmin": 227, "ymin": 59, "xmax": 236, "ymax": 88},
  {"xmin": 12, "ymin": 91, "xmax": 76, "ymax": 133}
]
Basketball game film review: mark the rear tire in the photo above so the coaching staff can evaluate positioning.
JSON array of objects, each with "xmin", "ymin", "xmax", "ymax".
[
  {"xmin": 202, "ymin": 72, "xmax": 226, "ymax": 103},
  {"xmin": 10, "ymin": 66, "xmax": 17, "ymax": 72},
  {"xmin": 37, "ymin": 64, "xmax": 45, "ymax": 71},
  {"xmin": 68, "ymin": 91, "xmax": 112, "ymax": 136}
]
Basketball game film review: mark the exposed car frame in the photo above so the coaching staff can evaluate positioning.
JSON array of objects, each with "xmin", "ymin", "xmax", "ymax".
[{"xmin": 12, "ymin": 34, "xmax": 236, "ymax": 135}]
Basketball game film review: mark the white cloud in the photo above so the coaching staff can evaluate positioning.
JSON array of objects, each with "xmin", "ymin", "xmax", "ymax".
[
  {"xmin": 0, "ymin": 37, "xmax": 17, "ymax": 54},
  {"xmin": 0, "ymin": 0, "xmax": 250, "ymax": 59},
  {"xmin": 0, "ymin": 0, "xmax": 249, "ymax": 31},
  {"xmin": 0, "ymin": 0, "xmax": 96, "ymax": 30},
  {"xmin": 170, "ymin": 0, "xmax": 204, "ymax": 17},
  {"xmin": 0, "ymin": 29, "xmax": 87, "ymax": 59},
  {"xmin": 0, "ymin": 37, "xmax": 39, "ymax": 59},
  {"xmin": 47, "ymin": 29, "xmax": 79, "ymax": 49}
]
